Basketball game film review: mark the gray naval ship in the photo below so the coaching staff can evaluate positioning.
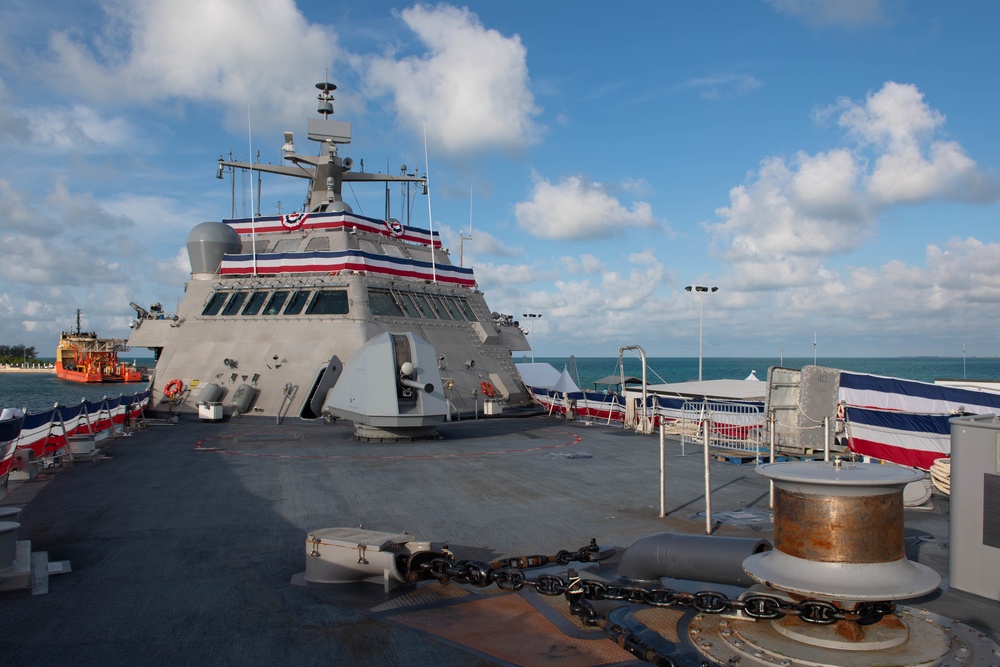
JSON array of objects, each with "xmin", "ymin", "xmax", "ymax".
[
  {"xmin": 5, "ymin": 81, "xmax": 997, "ymax": 667},
  {"xmin": 126, "ymin": 81, "xmax": 531, "ymax": 430}
]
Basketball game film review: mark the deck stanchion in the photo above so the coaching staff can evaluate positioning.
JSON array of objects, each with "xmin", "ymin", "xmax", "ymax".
[
  {"xmin": 704, "ymin": 409, "xmax": 712, "ymax": 535},
  {"xmin": 659, "ymin": 423, "xmax": 665, "ymax": 518},
  {"xmin": 769, "ymin": 410, "xmax": 776, "ymax": 509},
  {"xmin": 824, "ymin": 416, "xmax": 830, "ymax": 461}
]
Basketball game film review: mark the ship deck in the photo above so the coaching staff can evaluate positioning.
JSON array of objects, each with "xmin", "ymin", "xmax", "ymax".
[{"xmin": 2, "ymin": 412, "xmax": 998, "ymax": 666}]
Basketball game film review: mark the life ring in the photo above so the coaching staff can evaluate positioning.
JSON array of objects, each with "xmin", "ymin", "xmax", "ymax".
[
  {"xmin": 481, "ymin": 381, "xmax": 496, "ymax": 398},
  {"xmin": 163, "ymin": 378, "xmax": 184, "ymax": 398}
]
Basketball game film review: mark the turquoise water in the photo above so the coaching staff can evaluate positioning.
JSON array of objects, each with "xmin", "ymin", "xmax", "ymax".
[
  {"xmin": 523, "ymin": 356, "xmax": 995, "ymax": 390},
  {"xmin": 2, "ymin": 356, "xmax": 993, "ymax": 414},
  {"xmin": 0, "ymin": 373, "xmax": 148, "ymax": 414}
]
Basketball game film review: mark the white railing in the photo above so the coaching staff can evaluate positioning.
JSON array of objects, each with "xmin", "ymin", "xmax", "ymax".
[{"xmin": 679, "ymin": 399, "xmax": 765, "ymax": 457}]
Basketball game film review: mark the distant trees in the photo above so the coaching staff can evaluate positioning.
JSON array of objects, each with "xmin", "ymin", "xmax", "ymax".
[{"xmin": 0, "ymin": 344, "xmax": 37, "ymax": 365}]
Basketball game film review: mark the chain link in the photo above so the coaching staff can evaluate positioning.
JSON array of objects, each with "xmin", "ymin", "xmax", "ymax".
[
  {"xmin": 414, "ymin": 540, "xmax": 897, "ymax": 664},
  {"xmin": 416, "ymin": 543, "xmax": 896, "ymax": 627}
]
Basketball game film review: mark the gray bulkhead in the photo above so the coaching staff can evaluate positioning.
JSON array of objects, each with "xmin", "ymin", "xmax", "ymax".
[{"xmin": 129, "ymin": 225, "xmax": 530, "ymax": 419}]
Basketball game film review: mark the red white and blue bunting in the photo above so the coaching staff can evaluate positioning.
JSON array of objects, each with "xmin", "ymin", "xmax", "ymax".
[
  {"xmin": 219, "ymin": 249, "xmax": 475, "ymax": 287},
  {"xmin": 224, "ymin": 211, "xmax": 441, "ymax": 248},
  {"xmin": 839, "ymin": 371, "xmax": 1000, "ymax": 469}
]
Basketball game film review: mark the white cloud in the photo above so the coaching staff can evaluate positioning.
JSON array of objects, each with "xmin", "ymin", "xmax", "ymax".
[
  {"xmin": 364, "ymin": 4, "xmax": 541, "ymax": 154},
  {"xmin": 43, "ymin": 0, "xmax": 338, "ymax": 131},
  {"xmin": 709, "ymin": 81, "xmax": 1000, "ymax": 290},
  {"xmin": 437, "ymin": 223, "xmax": 521, "ymax": 261},
  {"xmin": 832, "ymin": 82, "xmax": 998, "ymax": 204},
  {"xmin": 479, "ymin": 249, "xmax": 673, "ymax": 350},
  {"xmin": 767, "ymin": 0, "xmax": 886, "ymax": 28},
  {"xmin": 23, "ymin": 105, "xmax": 134, "ymax": 151},
  {"xmin": 679, "ymin": 73, "xmax": 762, "ymax": 101},
  {"xmin": 515, "ymin": 174, "xmax": 661, "ymax": 240},
  {"xmin": 709, "ymin": 152, "xmax": 869, "ymax": 263},
  {"xmin": 560, "ymin": 254, "xmax": 604, "ymax": 275}
]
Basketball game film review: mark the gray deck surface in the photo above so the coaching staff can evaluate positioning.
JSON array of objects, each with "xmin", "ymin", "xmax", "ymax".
[{"xmin": 2, "ymin": 413, "xmax": 997, "ymax": 666}]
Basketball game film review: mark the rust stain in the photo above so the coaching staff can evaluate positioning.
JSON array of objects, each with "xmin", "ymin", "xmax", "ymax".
[{"xmin": 774, "ymin": 490, "xmax": 904, "ymax": 562}]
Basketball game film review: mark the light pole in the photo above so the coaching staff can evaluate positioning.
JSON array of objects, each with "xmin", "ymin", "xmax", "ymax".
[
  {"xmin": 685, "ymin": 285, "xmax": 718, "ymax": 381},
  {"xmin": 522, "ymin": 313, "xmax": 541, "ymax": 363}
]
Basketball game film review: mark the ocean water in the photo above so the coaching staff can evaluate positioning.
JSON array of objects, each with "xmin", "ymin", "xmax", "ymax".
[
  {"xmin": 524, "ymin": 356, "xmax": 997, "ymax": 390},
  {"xmin": 2, "ymin": 356, "xmax": 994, "ymax": 414},
  {"xmin": 0, "ymin": 372, "xmax": 148, "ymax": 414}
]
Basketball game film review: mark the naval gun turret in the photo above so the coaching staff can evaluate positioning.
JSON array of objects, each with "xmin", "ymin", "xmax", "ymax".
[{"xmin": 322, "ymin": 332, "xmax": 446, "ymax": 441}]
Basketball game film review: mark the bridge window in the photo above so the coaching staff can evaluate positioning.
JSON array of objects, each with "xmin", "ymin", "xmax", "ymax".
[
  {"xmin": 221, "ymin": 291, "xmax": 248, "ymax": 316},
  {"xmin": 202, "ymin": 293, "xmax": 227, "ymax": 316},
  {"xmin": 369, "ymin": 289, "xmax": 403, "ymax": 317},
  {"xmin": 262, "ymin": 291, "xmax": 288, "ymax": 315},
  {"xmin": 284, "ymin": 290, "xmax": 311, "ymax": 315},
  {"xmin": 242, "ymin": 291, "xmax": 268, "ymax": 316},
  {"xmin": 306, "ymin": 290, "xmax": 349, "ymax": 315}
]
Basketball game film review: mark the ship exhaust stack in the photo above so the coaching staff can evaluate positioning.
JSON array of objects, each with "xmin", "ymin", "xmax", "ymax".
[{"xmin": 321, "ymin": 332, "xmax": 446, "ymax": 441}]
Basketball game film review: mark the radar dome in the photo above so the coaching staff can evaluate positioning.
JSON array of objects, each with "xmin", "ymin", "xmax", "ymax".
[{"xmin": 186, "ymin": 222, "xmax": 242, "ymax": 277}]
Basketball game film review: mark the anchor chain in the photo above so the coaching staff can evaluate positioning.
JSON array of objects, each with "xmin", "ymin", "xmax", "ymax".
[{"xmin": 417, "ymin": 540, "xmax": 897, "ymax": 627}]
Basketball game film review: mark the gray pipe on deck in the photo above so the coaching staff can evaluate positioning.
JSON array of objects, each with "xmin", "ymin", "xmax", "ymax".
[{"xmin": 618, "ymin": 532, "xmax": 771, "ymax": 587}]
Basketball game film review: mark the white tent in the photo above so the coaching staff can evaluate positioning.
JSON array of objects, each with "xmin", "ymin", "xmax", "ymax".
[
  {"xmin": 515, "ymin": 362, "xmax": 562, "ymax": 389},
  {"xmin": 552, "ymin": 367, "xmax": 581, "ymax": 394}
]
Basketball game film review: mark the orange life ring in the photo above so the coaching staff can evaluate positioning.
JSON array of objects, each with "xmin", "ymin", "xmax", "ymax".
[
  {"xmin": 481, "ymin": 381, "xmax": 496, "ymax": 398},
  {"xmin": 163, "ymin": 378, "xmax": 184, "ymax": 398}
]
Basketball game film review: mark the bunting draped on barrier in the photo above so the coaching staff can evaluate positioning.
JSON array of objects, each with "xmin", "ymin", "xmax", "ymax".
[
  {"xmin": 9, "ymin": 390, "xmax": 149, "ymax": 461},
  {"xmin": 839, "ymin": 371, "xmax": 1000, "ymax": 470},
  {"xmin": 224, "ymin": 211, "xmax": 442, "ymax": 249},
  {"xmin": 219, "ymin": 248, "xmax": 475, "ymax": 287}
]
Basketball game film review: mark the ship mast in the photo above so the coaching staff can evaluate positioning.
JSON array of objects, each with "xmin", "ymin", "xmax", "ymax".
[{"xmin": 217, "ymin": 82, "xmax": 427, "ymax": 218}]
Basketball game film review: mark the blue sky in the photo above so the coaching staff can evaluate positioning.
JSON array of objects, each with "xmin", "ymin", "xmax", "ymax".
[{"xmin": 1, "ymin": 0, "xmax": 998, "ymax": 359}]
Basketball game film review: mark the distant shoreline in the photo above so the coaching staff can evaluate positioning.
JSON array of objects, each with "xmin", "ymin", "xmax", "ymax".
[{"xmin": 0, "ymin": 366, "xmax": 56, "ymax": 374}]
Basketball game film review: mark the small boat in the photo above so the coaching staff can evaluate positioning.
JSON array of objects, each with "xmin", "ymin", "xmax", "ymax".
[{"xmin": 55, "ymin": 310, "xmax": 144, "ymax": 384}]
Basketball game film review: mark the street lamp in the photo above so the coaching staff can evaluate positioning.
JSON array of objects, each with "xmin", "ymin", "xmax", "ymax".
[
  {"xmin": 684, "ymin": 285, "xmax": 718, "ymax": 381},
  {"xmin": 522, "ymin": 313, "xmax": 542, "ymax": 363}
]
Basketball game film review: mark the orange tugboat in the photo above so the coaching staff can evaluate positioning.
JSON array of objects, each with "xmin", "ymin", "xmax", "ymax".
[{"xmin": 55, "ymin": 310, "xmax": 145, "ymax": 383}]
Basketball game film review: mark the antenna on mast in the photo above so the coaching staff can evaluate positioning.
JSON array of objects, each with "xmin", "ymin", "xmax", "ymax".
[
  {"xmin": 423, "ymin": 123, "xmax": 437, "ymax": 283},
  {"xmin": 248, "ymin": 103, "xmax": 257, "ymax": 275},
  {"xmin": 460, "ymin": 185, "xmax": 473, "ymax": 267}
]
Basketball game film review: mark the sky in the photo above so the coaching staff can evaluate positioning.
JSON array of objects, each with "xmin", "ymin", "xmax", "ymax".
[{"xmin": 1, "ymin": 0, "xmax": 999, "ymax": 360}]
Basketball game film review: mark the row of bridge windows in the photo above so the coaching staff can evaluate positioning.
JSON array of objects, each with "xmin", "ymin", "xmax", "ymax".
[
  {"xmin": 201, "ymin": 289, "xmax": 348, "ymax": 317},
  {"xmin": 200, "ymin": 287, "xmax": 478, "ymax": 322}
]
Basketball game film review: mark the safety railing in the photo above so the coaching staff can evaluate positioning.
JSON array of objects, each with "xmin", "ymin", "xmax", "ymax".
[{"xmin": 679, "ymin": 399, "xmax": 765, "ymax": 457}]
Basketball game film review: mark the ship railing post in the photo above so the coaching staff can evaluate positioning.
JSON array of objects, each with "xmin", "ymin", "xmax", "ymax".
[
  {"xmin": 81, "ymin": 399, "xmax": 93, "ymax": 436},
  {"xmin": 659, "ymin": 422, "xmax": 666, "ymax": 518},
  {"xmin": 824, "ymin": 416, "xmax": 830, "ymax": 461},
  {"xmin": 703, "ymin": 404, "xmax": 713, "ymax": 535},
  {"xmin": 769, "ymin": 408, "xmax": 776, "ymax": 509}
]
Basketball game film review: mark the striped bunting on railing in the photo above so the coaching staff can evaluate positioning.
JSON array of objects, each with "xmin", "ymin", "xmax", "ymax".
[
  {"xmin": 224, "ymin": 211, "xmax": 442, "ymax": 248},
  {"xmin": 219, "ymin": 249, "xmax": 476, "ymax": 287}
]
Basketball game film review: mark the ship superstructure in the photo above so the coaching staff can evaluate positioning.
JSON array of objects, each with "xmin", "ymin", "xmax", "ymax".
[
  {"xmin": 56, "ymin": 309, "xmax": 143, "ymax": 383},
  {"xmin": 127, "ymin": 82, "xmax": 531, "ymax": 419}
]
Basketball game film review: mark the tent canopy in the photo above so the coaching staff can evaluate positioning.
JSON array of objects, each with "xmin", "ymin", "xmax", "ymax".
[{"xmin": 591, "ymin": 374, "xmax": 643, "ymax": 387}]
